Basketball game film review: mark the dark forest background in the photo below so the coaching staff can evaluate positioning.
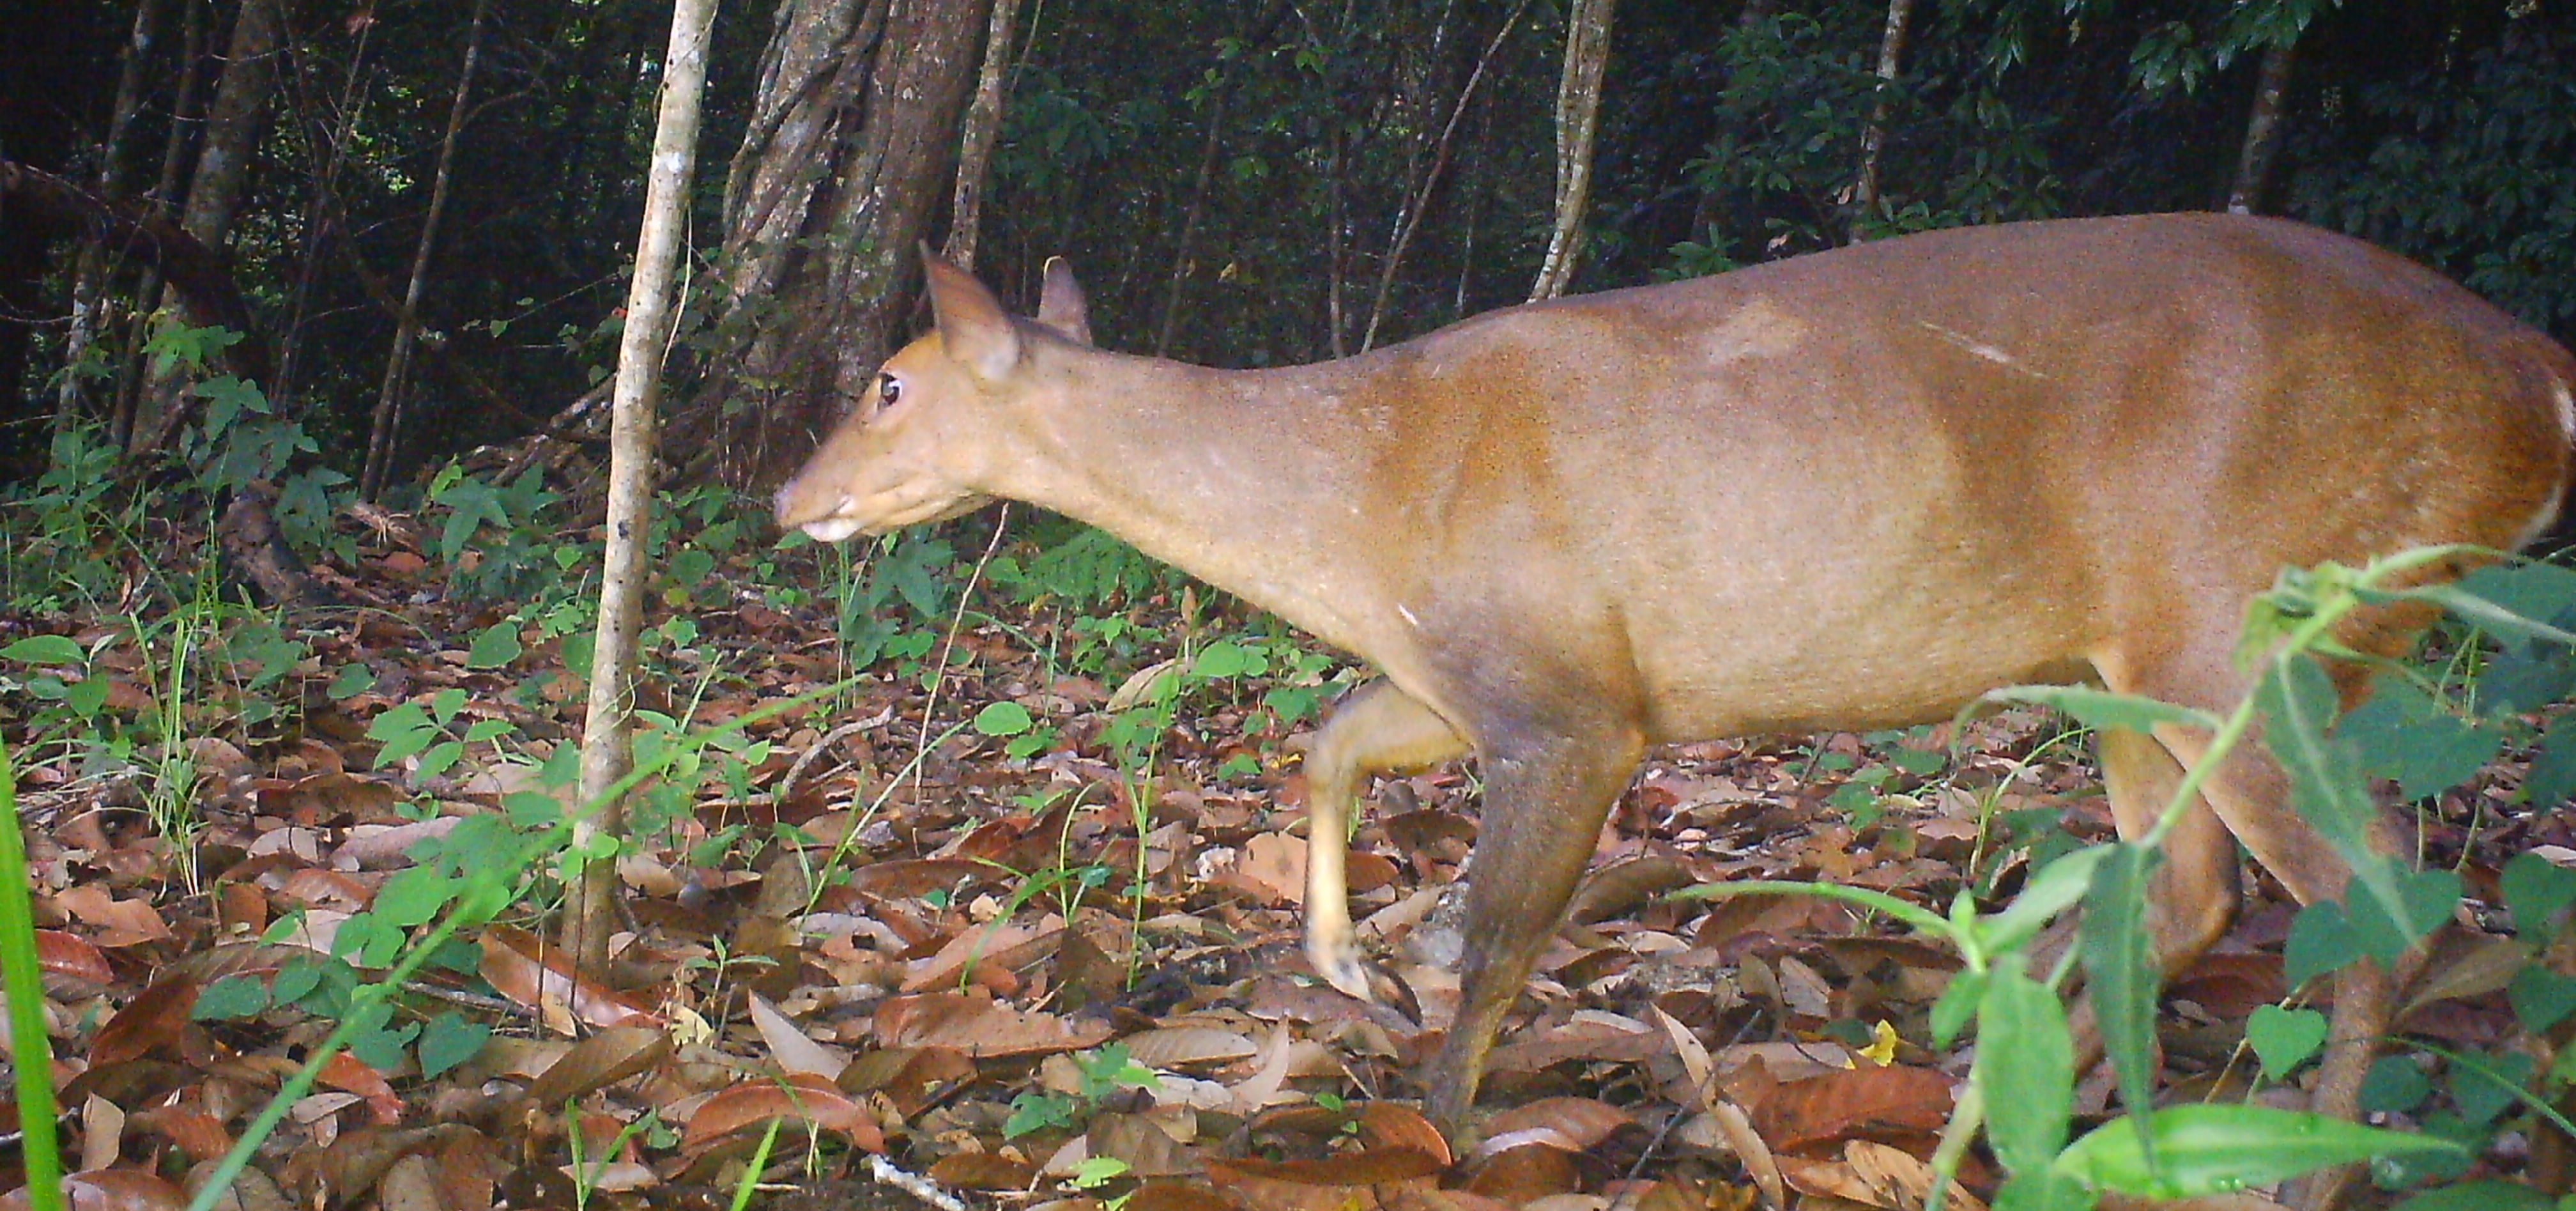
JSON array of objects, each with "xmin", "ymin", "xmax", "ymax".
[{"xmin": 0, "ymin": 0, "xmax": 2570, "ymax": 499}]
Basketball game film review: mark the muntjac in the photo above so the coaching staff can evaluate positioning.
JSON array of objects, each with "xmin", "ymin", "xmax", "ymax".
[{"xmin": 775, "ymin": 213, "xmax": 2576, "ymax": 1139}]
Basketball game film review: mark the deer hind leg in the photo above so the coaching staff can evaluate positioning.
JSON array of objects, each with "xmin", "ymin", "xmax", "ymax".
[
  {"xmin": 2104, "ymin": 632, "xmax": 2418, "ymax": 1211},
  {"xmin": 1301, "ymin": 679, "xmax": 1469, "ymax": 1001}
]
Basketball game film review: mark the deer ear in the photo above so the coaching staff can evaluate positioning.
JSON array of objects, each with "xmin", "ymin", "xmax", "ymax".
[
  {"xmin": 1036, "ymin": 257, "xmax": 1092, "ymax": 347},
  {"xmin": 921, "ymin": 245, "xmax": 1020, "ymax": 380}
]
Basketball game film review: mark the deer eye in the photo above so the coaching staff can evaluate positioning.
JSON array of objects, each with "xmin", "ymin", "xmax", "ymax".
[{"xmin": 877, "ymin": 375, "xmax": 903, "ymax": 410}]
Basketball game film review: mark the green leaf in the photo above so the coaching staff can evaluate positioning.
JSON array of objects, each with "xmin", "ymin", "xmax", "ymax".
[
  {"xmin": 2451, "ymin": 562, "xmax": 2576, "ymax": 634},
  {"xmin": 328, "ymin": 662, "xmax": 378, "ymax": 701},
  {"xmin": 466, "ymin": 623, "xmax": 525, "ymax": 670},
  {"xmin": 2510, "ymin": 965, "xmax": 2576, "ymax": 1033},
  {"xmin": 2503, "ymin": 851, "xmax": 2576, "ymax": 941},
  {"xmin": 1993, "ymin": 1171, "xmax": 2096, "ymax": 1211},
  {"xmin": 1193, "ymin": 640, "xmax": 1266, "ymax": 679},
  {"xmin": 193, "ymin": 975, "xmax": 272, "ymax": 1021},
  {"xmin": 974, "ymin": 701, "xmax": 1036, "ymax": 737},
  {"xmin": 2246, "ymin": 1005, "xmax": 2328, "ymax": 1081},
  {"xmin": 670, "ymin": 547, "xmax": 717, "ymax": 587},
  {"xmin": 2340, "ymin": 683, "xmax": 2505, "ymax": 801},
  {"xmin": 0, "ymin": 635, "xmax": 86, "ymax": 666},
  {"xmin": 2081, "ymin": 844, "xmax": 2161, "ymax": 1130},
  {"xmin": 2264, "ymin": 657, "xmax": 2432, "ymax": 946},
  {"xmin": 2342, "ymin": 866, "xmax": 2461, "ymax": 964},
  {"xmin": 272, "ymin": 957, "xmax": 326, "ymax": 1007},
  {"xmin": 2359, "ymin": 1055, "xmax": 2434, "ymax": 1115},
  {"xmin": 65, "ymin": 675, "xmax": 109, "ymax": 718},
  {"xmin": 1004, "ymin": 1090, "xmax": 1080, "ymax": 1139},
  {"xmin": 350, "ymin": 1021, "xmax": 419, "ymax": 1072},
  {"xmin": 1931, "ymin": 968, "xmax": 1986, "ymax": 1048},
  {"xmin": 2450, "ymin": 1052, "xmax": 2536, "ymax": 1128},
  {"xmin": 1979, "ymin": 957, "xmax": 2073, "ymax": 1175},
  {"xmin": 2408, "ymin": 575, "xmax": 2576, "ymax": 647},
  {"xmin": 2479, "ymin": 644, "xmax": 2576, "ymax": 717},
  {"xmin": 367, "ymin": 701, "xmax": 441, "ymax": 769},
  {"xmin": 2525, "ymin": 716, "xmax": 2576, "ymax": 809},
  {"xmin": 1982, "ymin": 686, "xmax": 2219, "ymax": 734},
  {"xmin": 374, "ymin": 867, "xmax": 459, "ymax": 929},
  {"xmin": 1981, "ymin": 845, "xmax": 2113, "ymax": 955},
  {"xmin": 2052, "ymin": 1104, "xmax": 2467, "ymax": 1198},
  {"xmin": 2285, "ymin": 900, "xmax": 2366, "ymax": 988},
  {"xmin": 418, "ymin": 1011, "xmax": 492, "ymax": 1079},
  {"xmin": 2262, "ymin": 655, "xmax": 2378, "ymax": 859}
]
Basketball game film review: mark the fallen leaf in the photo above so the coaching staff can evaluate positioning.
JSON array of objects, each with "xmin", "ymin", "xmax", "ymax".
[{"xmin": 682, "ymin": 1073, "xmax": 885, "ymax": 1153}]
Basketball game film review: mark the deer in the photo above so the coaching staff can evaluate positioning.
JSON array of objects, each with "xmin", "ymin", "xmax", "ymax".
[{"xmin": 775, "ymin": 212, "xmax": 2576, "ymax": 1187}]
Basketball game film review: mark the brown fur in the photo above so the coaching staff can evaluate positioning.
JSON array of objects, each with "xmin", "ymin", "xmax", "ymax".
[{"xmin": 777, "ymin": 216, "xmax": 2576, "ymax": 1166}]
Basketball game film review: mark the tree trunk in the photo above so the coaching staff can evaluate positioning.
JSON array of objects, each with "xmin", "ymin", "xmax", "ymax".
[
  {"xmin": 567, "ymin": 0, "xmax": 721, "ymax": 973},
  {"xmin": 57, "ymin": 0, "xmax": 165, "ymax": 430},
  {"xmin": 1851, "ymin": 0, "xmax": 1915, "ymax": 235},
  {"xmin": 942, "ymin": 0, "xmax": 1023, "ymax": 272},
  {"xmin": 132, "ymin": 0, "xmax": 287, "ymax": 454},
  {"xmin": 111, "ymin": 0, "xmax": 210, "ymax": 450},
  {"xmin": 1528, "ymin": 0, "xmax": 1614, "ymax": 301},
  {"xmin": 362, "ymin": 0, "xmax": 490, "ymax": 501},
  {"xmin": 2227, "ymin": 38, "xmax": 2299, "ymax": 215},
  {"xmin": 682, "ymin": 0, "xmax": 990, "ymax": 488}
]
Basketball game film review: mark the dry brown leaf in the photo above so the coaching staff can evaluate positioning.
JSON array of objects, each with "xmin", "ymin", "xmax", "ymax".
[
  {"xmin": 2405, "ymin": 933, "xmax": 2527, "ymax": 1010},
  {"xmin": 1751, "ymin": 1063, "xmax": 1952, "ymax": 1152},
  {"xmin": 1482, "ymin": 1096, "xmax": 1635, "ymax": 1153},
  {"xmin": 477, "ymin": 926, "xmax": 662, "ymax": 1034},
  {"xmin": 91, "ymin": 978, "xmax": 199, "ymax": 1067},
  {"xmin": 524, "ymin": 1025, "xmax": 673, "ymax": 1105},
  {"xmin": 681, "ymin": 1073, "xmax": 886, "ymax": 1153},
  {"xmin": 747, "ymin": 991, "xmax": 850, "ymax": 1078},
  {"xmin": 1521, "ymin": 1196, "xmax": 1611, "ymax": 1211},
  {"xmin": 1125, "ymin": 1180, "xmax": 1246, "ymax": 1211},
  {"xmin": 1227, "ymin": 1024, "xmax": 1300, "ymax": 1115},
  {"xmin": 318, "ymin": 1051, "xmax": 404, "ymax": 1125},
  {"xmin": 1091, "ymin": 1109, "xmax": 1202, "ymax": 1177},
  {"xmin": 37, "ymin": 929, "xmax": 114, "ymax": 985},
  {"xmin": 1217, "ymin": 832, "xmax": 1307, "ymax": 905},
  {"xmin": 1778, "ymin": 1141, "xmax": 1984, "ymax": 1211},
  {"xmin": 80, "ymin": 1095, "xmax": 126, "ymax": 1173},
  {"xmin": 874, "ymin": 991, "xmax": 1114, "ymax": 1056},
  {"xmin": 1568, "ymin": 857, "xmax": 1696, "ymax": 925},
  {"xmin": 337, "ymin": 815, "xmax": 460, "ymax": 868},
  {"xmin": 930, "ymin": 1151, "xmax": 1040, "ymax": 1191},
  {"xmin": 0, "ymin": 1169, "xmax": 191, "ymax": 1211},
  {"xmin": 839, "ymin": 1046, "xmax": 978, "ymax": 1116},
  {"xmin": 376, "ymin": 1155, "xmax": 447, "ymax": 1211},
  {"xmin": 1484, "ymin": 1012, "xmax": 1662, "ymax": 1074},
  {"xmin": 128, "ymin": 1107, "xmax": 233, "ymax": 1165},
  {"xmin": 848, "ymin": 858, "xmax": 1000, "ymax": 898},
  {"xmin": 1460, "ymin": 1143, "xmax": 1581, "ymax": 1203},
  {"xmin": 1355, "ymin": 1102, "xmax": 1452, "ymax": 1167},
  {"xmin": 1123, "ymin": 1026, "xmax": 1260, "ymax": 1068},
  {"xmin": 901, "ymin": 914, "xmax": 1066, "ymax": 992}
]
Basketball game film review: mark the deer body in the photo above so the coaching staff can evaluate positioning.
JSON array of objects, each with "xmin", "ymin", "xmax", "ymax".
[{"xmin": 777, "ymin": 212, "xmax": 2576, "ymax": 1136}]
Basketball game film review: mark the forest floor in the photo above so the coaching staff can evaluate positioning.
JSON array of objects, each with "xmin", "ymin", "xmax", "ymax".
[{"xmin": 1, "ymin": 491, "xmax": 2568, "ymax": 1211}]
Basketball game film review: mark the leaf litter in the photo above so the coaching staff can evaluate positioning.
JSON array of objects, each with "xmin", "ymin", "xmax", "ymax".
[{"xmin": 1, "ymin": 497, "xmax": 2568, "ymax": 1210}]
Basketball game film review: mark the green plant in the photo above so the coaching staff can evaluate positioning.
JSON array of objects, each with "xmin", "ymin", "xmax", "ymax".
[
  {"xmin": 1688, "ymin": 547, "xmax": 2576, "ymax": 1210},
  {"xmin": 1002, "ymin": 1043, "xmax": 1163, "ymax": 1139},
  {"xmin": 0, "ymin": 739, "xmax": 68, "ymax": 1211}
]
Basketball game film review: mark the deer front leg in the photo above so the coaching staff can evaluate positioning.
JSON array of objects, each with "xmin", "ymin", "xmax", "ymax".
[
  {"xmin": 1302, "ymin": 679, "xmax": 1470, "ymax": 999},
  {"xmin": 1424, "ymin": 721, "xmax": 1644, "ymax": 1133}
]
